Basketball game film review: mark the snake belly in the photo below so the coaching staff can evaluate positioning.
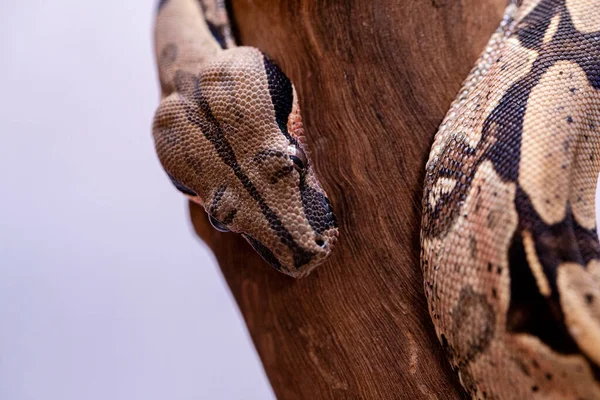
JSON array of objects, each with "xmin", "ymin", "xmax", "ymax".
[
  {"xmin": 152, "ymin": 0, "xmax": 338, "ymax": 278},
  {"xmin": 421, "ymin": 0, "xmax": 600, "ymax": 398}
]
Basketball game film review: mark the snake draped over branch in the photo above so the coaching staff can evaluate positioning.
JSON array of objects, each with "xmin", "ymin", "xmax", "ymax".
[{"xmin": 152, "ymin": 0, "xmax": 600, "ymax": 398}]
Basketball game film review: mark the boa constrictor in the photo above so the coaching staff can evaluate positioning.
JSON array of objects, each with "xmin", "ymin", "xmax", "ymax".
[
  {"xmin": 152, "ymin": 0, "xmax": 338, "ymax": 278},
  {"xmin": 152, "ymin": 0, "xmax": 600, "ymax": 398},
  {"xmin": 422, "ymin": 0, "xmax": 600, "ymax": 398}
]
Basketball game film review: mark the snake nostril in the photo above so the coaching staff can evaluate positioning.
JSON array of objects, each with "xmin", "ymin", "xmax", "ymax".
[{"xmin": 315, "ymin": 238, "xmax": 325, "ymax": 248}]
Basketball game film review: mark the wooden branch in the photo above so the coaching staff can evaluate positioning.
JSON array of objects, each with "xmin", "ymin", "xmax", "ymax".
[{"xmin": 190, "ymin": 1, "xmax": 506, "ymax": 398}]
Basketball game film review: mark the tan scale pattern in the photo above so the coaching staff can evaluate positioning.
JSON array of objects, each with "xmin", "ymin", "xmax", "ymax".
[
  {"xmin": 520, "ymin": 60, "xmax": 599, "ymax": 226},
  {"xmin": 558, "ymin": 262, "xmax": 600, "ymax": 364},
  {"xmin": 543, "ymin": 14, "xmax": 561, "ymax": 44},
  {"xmin": 422, "ymin": 0, "xmax": 600, "ymax": 398},
  {"xmin": 153, "ymin": 0, "xmax": 338, "ymax": 277},
  {"xmin": 566, "ymin": 0, "xmax": 600, "ymax": 33}
]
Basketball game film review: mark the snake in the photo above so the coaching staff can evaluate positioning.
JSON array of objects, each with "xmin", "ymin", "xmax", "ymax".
[
  {"xmin": 421, "ymin": 0, "xmax": 600, "ymax": 398},
  {"xmin": 152, "ymin": 0, "xmax": 338, "ymax": 278},
  {"xmin": 152, "ymin": 0, "xmax": 600, "ymax": 398}
]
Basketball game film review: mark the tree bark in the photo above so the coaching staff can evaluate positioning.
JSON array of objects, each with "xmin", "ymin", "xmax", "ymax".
[{"xmin": 190, "ymin": 1, "xmax": 506, "ymax": 398}]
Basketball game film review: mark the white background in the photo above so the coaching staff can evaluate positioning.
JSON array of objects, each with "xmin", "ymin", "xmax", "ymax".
[{"xmin": 0, "ymin": 1, "xmax": 274, "ymax": 399}]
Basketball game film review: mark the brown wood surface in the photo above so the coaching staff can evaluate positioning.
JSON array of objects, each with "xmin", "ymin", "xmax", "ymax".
[{"xmin": 190, "ymin": 1, "xmax": 506, "ymax": 398}]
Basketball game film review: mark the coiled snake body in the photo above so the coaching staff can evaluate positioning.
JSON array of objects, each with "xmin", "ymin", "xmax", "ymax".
[
  {"xmin": 153, "ymin": 0, "xmax": 600, "ymax": 397},
  {"xmin": 422, "ymin": 0, "xmax": 600, "ymax": 398}
]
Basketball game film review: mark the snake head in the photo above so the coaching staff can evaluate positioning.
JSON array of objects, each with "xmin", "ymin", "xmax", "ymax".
[{"xmin": 153, "ymin": 47, "xmax": 338, "ymax": 278}]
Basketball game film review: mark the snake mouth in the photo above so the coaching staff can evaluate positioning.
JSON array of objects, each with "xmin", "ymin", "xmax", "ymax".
[{"xmin": 242, "ymin": 227, "xmax": 338, "ymax": 278}]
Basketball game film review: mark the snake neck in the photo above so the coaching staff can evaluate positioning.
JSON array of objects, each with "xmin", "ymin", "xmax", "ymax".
[{"xmin": 155, "ymin": 0, "xmax": 235, "ymax": 97}]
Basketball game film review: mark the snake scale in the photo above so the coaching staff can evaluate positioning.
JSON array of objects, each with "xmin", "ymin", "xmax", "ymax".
[{"xmin": 152, "ymin": 0, "xmax": 600, "ymax": 398}]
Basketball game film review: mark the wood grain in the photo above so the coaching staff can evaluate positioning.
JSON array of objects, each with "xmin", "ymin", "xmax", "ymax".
[{"xmin": 190, "ymin": 1, "xmax": 506, "ymax": 398}]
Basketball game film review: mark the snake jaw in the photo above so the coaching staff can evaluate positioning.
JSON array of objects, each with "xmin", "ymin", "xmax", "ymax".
[
  {"xmin": 260, "ymin": 208, "xmax": 336, "ymax": 275},
  {"xmin": 243, "ymin": 220, "xmax": 339, "ymax": 279}
]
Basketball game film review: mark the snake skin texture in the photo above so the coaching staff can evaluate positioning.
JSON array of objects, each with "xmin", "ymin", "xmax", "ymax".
[
  {"xmin": 152, "ymin": 0, "xmax": 338, "ymax": 277},
  {"xmin": 421, "ymin": 0, "xmax": 600, "ymax": 398},
  {"xmin": 152, "ymin": 0, "xmax": 600, "ymax": 396}
]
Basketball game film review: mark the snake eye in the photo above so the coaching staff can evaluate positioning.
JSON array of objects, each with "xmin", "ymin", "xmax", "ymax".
[
  {"xmin": 208, "ymin": 214, "xmax": 230, "ymax": 232},
  {"xmin": 290, "ymin": 147, "xmax": 308, "ymax": 172},
  {"xmin": 290, "ymin": 155, "xmax": 304, "ymax": 172}
]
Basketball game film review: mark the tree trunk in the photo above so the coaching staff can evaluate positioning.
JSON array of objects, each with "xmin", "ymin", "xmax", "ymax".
[{"xmin": 190, "ymin": 1, "xmax": 506, "ymax": 398}]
